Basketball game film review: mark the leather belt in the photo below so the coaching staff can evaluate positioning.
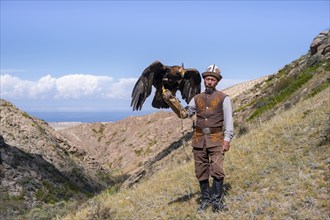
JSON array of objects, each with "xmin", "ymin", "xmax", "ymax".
[{"xmin": 195, "ymin": 127, "xmax": 222, "ymax": 135}]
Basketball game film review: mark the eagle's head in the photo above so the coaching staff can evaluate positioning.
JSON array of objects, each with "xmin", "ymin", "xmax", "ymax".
[
  {"xmin": 162, "ymin": 65, "xmax": 185, "ymax": 91},
  {"xmin": 170, "ymin": 65, "xmax": 185, "ymax": 77}
]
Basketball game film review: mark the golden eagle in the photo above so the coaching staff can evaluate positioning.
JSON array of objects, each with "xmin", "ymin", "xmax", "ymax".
[{"xmin": 131, "ymin": 61, "xmax": 201, "ymax": 111}]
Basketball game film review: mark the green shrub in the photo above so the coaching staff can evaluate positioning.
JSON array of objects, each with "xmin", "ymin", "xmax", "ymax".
[{"xmin": 248, "ymin": 72, "xmax": 313, "ymax": 120}]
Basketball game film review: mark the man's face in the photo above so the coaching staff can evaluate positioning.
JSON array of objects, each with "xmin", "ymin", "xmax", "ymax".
[{"xmin": 204, "ymin": 76, "xmax": 218, "ymax": 90}]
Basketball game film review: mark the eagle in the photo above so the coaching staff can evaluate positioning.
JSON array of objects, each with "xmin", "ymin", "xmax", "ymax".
[{"xmin": 131, "ymin": 60, "xmax": 201, "ymax": 111}]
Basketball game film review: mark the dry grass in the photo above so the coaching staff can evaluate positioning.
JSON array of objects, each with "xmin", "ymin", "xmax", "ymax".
[
  {"xmin": 224, "ymin": 87, "xmax": 330, "ymax": 219},
  {"xmin": 62, "ymin": 88, "xmax": 329, "ymax": 220}
]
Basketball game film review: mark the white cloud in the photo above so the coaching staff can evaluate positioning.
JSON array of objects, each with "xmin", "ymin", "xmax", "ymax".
[
  {"xmin": 106, "ymin": 77, "xmax": 137, "ymax": 99},
  {"xmin": 29, "ymin": 75, "xmax": 56, "ymax": 98},
  {"xmin": 0, "ymin": 73, "xmax": 245, "ymax": 104},
  {"xmin": 55, "ymin": 74, "xmax": 113, "ymax": 99},
  {"xmin": 0, "ymin": 73, "xmax": 138, "ymax": 100},
  {"xmin": 0, "ymin": 74, "xmax": 57, "ymax": 99},
  {"xmin": 0, "ymin": 74, "xmax": 34, "ymax": 98}
]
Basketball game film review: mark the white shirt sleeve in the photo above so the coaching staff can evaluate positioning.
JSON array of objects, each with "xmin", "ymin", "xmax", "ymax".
[
  {"xmin": 185, "ymin": 98, "xmax": 196, "ymax": 117},
  {"xmin": 223, "ymin": 96, "xmax": 234, "ymax": 142}
]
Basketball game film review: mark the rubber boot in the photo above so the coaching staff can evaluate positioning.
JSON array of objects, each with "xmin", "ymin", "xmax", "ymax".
[
  {"xmin": 212, "ymin": 178, "xmax": 224, "ymax": 212},
  {"xmin": 197, "ymin": 179, "xmax": 211, "ymax": 212}
]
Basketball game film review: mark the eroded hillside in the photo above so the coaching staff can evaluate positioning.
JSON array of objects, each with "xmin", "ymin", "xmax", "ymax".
[
  {"xmin": 57, "ymin": 111, "xmax": 194, "ymax": 187},
  {"xmin": 0, "ymin": 100, "xmax": 113, "ymax": 218}
]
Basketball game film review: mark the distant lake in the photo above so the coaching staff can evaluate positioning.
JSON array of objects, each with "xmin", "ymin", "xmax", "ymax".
[{"xmin": 28, "ymin": 110, "xmax": 159, "ymax": 123}]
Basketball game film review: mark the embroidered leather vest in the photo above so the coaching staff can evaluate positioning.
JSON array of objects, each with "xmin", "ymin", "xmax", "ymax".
[
  {"xmin": 194, "ymin": 90, "xmax": 227, "ymax": 129},
  {"xmin": 192, "ymin": 90, "xmax": 227, "ymax": 148}
]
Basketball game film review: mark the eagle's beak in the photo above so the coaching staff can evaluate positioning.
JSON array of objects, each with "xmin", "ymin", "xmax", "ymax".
[
  {"xmin": 162, "ymin": 87, "xmax": 168, "ymax": 94},
  {"xmin": 179, "ymin": 68, "xmax": 185, "ymax": 77}
]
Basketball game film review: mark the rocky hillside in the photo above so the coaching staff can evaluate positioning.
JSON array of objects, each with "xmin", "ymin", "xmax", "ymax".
[
  {"xmin": 232, "ymin": 30, "xmax": 329, "ymax": 128},
  {"xmin": 0, "ymin": 100, "xmax": 115, "ymax": 218},
  {"xmin": 223, "ymin": 75, "xmax": 269, "ymax": 99},
  {"xmin": 57, "ymin": 111, "xmax": 194, "ymax": 188}
]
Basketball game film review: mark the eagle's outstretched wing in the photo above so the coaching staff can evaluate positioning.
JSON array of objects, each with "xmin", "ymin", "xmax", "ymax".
[
  {"xmin": 179, "ymin": 68, "xmax": 201, "ymax": 104},
  {"xmin": 131, "ymin": 61, "xmax": 165, "ymax": 111}
]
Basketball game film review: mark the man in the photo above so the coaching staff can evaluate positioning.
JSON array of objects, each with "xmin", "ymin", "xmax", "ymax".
[{"xmin": 185, "ymin": 64, "xmax": 234, "ymax": 212}]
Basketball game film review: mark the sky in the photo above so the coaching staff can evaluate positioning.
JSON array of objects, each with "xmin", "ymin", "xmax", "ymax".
[{"xmin": 1, "ymin": 0, "xmax": 329, "ymax": 115}]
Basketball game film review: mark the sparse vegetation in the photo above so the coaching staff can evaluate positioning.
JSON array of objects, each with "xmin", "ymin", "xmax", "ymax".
[
  {"xmin": 235, "ymin": 99, "xmax": 256, "ymax": 113},
  {"xmin": 240, "ymin": 60, "xmax": 330, "ymax": 122},
  {"xmin": 148, "ymin": 139, "xmax": 158, "ymax": 147},
  {"xmin": 21, "ymin": 112, "xmax": 31, "ymax": 119},
  {"xmin": 0, "ymin": 192, "xmax": 27, "ymax": 217},
  {"xmin": 23, "ymin": 200, "xmax": 81, "ymax": 220},
  {"xmin": 134, "ymin": 148, "xmax": 144, "ymax": 157},
  {"xmin": 248, "ymin": 71, "xmax": 314, "ymax": 120},
  {"xmin": 92, "ymin": 124, "xmax": 106, "ymax": 142},
  {"xmin": 235, "ymin": 122, "xmax": 249, "ymax": 137}
]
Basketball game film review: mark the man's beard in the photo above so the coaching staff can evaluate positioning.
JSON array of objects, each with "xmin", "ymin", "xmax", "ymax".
[{"xmin": 205, "ymin": 86, "xmax": 216, "ymax": 94}]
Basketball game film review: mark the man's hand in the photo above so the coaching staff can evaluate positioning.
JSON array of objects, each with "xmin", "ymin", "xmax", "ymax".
[{"xmin": 223, "ymin": 141, "xmax": 230, "ymax": 152}]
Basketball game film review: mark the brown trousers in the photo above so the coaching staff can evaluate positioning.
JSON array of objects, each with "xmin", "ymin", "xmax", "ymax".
[{"xmin": 193, "ymin": 144, "xmax": 225, "ymax": 181}]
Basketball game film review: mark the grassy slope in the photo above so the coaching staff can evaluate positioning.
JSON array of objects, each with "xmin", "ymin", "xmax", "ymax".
[{"xmin": 62, "ymin": 87, "xmax": 329, "ymax": 219}]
